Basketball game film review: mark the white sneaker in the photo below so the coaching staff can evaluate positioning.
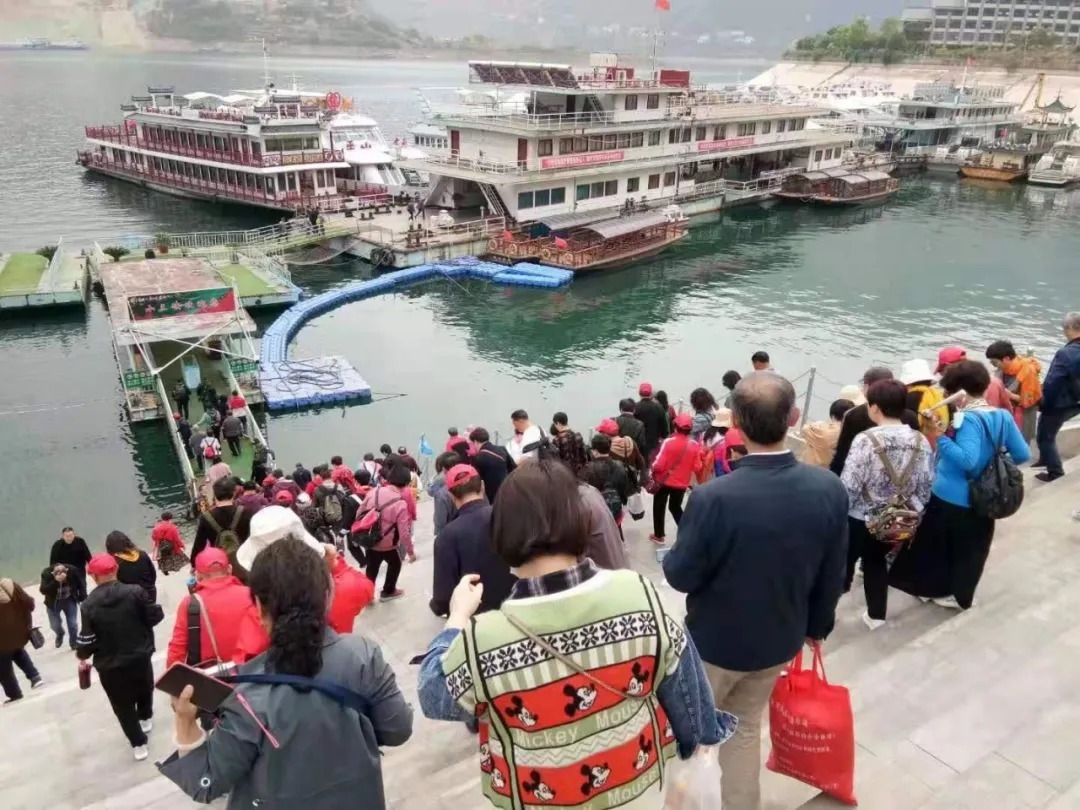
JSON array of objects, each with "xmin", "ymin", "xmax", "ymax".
[
  {"xmin": 862, "ymin": 611, "xmax": 886, "ymax": 631},
  {"xmin": 918, "ymin": 597, "xmax": 931, "ymax": 604},
  {"xmin": 932, "ymin": 596, "xmax": 978, "ymax": 610},
  {"xmin": 139, "ymin": 719, "xmax": 153, "ymax": 734},
  {"xmin": 133, "ymin": 745, "xmax": 149, "ymax": 762}
]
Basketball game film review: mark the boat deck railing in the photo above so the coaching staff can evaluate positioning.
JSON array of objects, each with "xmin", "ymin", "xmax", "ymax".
[
  {"xmin": 198, "ymin": 245, "xmax": 295, "ymax": 290},
  {"xmin": 431, "ymin": 108, "xmax": 617, "ymax": 130}
]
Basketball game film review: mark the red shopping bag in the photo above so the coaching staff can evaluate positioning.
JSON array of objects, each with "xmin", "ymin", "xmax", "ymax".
[{"xmin": 766, "ymin": 642, "xmax": 857, "ymax": 805}]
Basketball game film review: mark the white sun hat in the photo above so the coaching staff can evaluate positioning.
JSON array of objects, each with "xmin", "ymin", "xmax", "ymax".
[
  {"xmin": 838, "ymin": 384, "xmax": 867, "ymax": 408},
  {"xmin": 235, "ymin": 505, "xmax": 325, "ymax": 571},
  {"xmin": 899, "ymin": 358, "xmax": 935, "ymax": 386}
]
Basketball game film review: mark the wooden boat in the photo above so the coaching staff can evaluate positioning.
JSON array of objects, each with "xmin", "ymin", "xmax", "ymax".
[
  {"xmin": 773, "ymin": 169, "xmax": 900, "ymax": 206},
  {"xmin": 960, "ymin": 143, "xmax": 1048, "ymax": 183},
  {"xmin": 486, "ymin": 208, "xmax": 689, "ymax": 273}
]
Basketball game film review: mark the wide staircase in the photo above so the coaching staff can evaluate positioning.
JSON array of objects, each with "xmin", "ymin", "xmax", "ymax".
[
  {"xmin": 6, "ymin": 460, "xmax": 1080, "ymax": 809},
  {"xmin": 477, "ymin": 182, "xmax": 508, "ymax": 220}
]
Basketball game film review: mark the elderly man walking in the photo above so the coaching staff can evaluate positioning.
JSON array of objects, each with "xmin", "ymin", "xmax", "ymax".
[
  {"xmin": 1034, "ymin": 312, "xmax": 1080, "ymax": 483},
  {"xmin": 663, "ymin": 372, "xmax": 849, "ymax": 810}
]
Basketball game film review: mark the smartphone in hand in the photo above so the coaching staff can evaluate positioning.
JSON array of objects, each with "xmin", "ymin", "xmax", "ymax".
[{"xmin": 155, "ymin": 662, "xmax": 235, "ymax": 712}]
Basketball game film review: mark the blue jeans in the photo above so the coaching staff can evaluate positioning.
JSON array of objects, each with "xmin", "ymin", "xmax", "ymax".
[
  {"xmin": 0, "ymin": 648, "xmax": 40, "ymax": 700},
  {"xmin": 48, "ymin": 600, "xmax": 79, "ymax": 647},
  {"xmin": 1036, "ymin": 406, "xmax": 1080, "ymax": 477}
]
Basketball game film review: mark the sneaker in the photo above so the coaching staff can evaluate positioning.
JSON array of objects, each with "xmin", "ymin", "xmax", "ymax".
[
  {"xmin": 933, "ymin": 596, "xmax": 978, "ymax": 610},
  {"xmin": 1035, "ymin": 472, "xmax": 1063, "ymax": 483},
  {"xmin": 2, "ymin": 696, "xmax": 22, "ymax": 705},
  {"xmin": 862, "ymin": 611, "xmax": 886, "ymax": 631},
  {"xmin": 139, "ymin": 718, "xmax": 153, "ymax": 734},
  {"xmin": 918, "ymin": 596, "xmax": 932, "ymax": 604},
  {"xmin": 648, "ymin": 533, "xmax": 666, "ymax": 545},
  {"xmin": 132, "ymin": 745, "xmax": 149, "ymax": 762},
  {"xmin": 30, "ymin": 678, "xmax": 44, "ymax": 690},
  {"xmin": 380, "ymin": 589, "xmax": 405, "ymax": 602}
]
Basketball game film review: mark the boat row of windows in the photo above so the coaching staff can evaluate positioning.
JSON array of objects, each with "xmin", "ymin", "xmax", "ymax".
[
  {"xmin": 516, "ymin": 186, "xmax": 568, "ymax": 209},
  {"xmin": 139, "ymin": 126, "xmax": 322, "ymax": 155},
  {"xmin": 140, "ymin": 155, "xmax": 336, "ymax": 193},
  {"xmin": 537, "ymin": 119, "xmax": 807, "ymax": 157},
  {"xmin": 264, "ymin": 136, "xmax": 322, "ymax": 152},
  {"xmin": 900, "ymin": 106, "xmax": 1015, "ymax": 119},
  {"xmin": 623, "ymin": 94, "xmax": 663, "ymax": 111},
  {"xmin": 813, "ymin": 147, "xmax": 843, "ymax": 163},
  {"xmin": 414, "ymin": 135, "xmax": 448, "ymax": 148}
]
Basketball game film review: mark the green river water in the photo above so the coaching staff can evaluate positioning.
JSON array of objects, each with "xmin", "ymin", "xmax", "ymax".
[{"xmin": 1, "ymin": 51, "xmax": 1078, "ymax": 580}]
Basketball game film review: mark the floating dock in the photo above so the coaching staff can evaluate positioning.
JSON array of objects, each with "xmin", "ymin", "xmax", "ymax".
[
  {"xmin": 0, "ymin": 239, "xmax": 88, "ymax": 310},
  {"xmin": 259, "ymin": 257, "xmax": 572, "ymax": 411}
]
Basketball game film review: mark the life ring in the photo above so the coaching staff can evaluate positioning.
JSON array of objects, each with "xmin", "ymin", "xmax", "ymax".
[
  {"xmin": 560, "ymin": 253, "xmax": 573, "ymax": 265},
  {"xmin": 487, "ymin": 238, "xmax": 499, "ymax": 252},
  {"xmin": 507, "ymin": 244, "xmax": 519, "ymax": 257},
  {"xmin": 540, "ymin": 248, "xmax": 553, "ymax": 261},
  {"xmin": 325, "ymin": 91, "xmax": 342, "ymax": 111}
]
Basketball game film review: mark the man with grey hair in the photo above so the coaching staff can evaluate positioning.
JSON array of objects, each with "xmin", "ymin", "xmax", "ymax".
[
  {"xmin": 1034, "ymin": 311, "xmax": 1080, "ymax": 482},
  {"xmin": 663, "ymin": 371, "xmax": 848, "ymax": 810}
]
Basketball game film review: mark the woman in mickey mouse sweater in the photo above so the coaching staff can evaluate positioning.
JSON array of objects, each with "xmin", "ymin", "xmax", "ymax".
[{"xmin": 418, "ymin": 459, "xmax": 734, "ymax": 810}]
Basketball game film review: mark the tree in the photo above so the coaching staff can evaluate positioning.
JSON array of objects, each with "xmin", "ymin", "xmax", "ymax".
[
  {"xmin": 1026, "ymin": 26, "xmax": 1059, "ymax": 49},
  {"xmin": 103, "ymin": 246, "xmax": 130, "ymax": 262},
  {"xmin": 35, "ymin": 245, "xmax": 57, "ymax": 261}
]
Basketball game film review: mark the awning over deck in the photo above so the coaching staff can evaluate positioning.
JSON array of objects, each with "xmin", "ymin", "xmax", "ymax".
[
  {"xmin": 586, "ymin": 211, "xmax": 671, "ymax": 239},
  {"xmin": 535, "ymin": 207, "xmax": 621, "ymax": 231}
]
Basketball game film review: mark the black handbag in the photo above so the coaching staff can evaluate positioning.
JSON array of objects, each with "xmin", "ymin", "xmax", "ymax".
[
  {"xmin": 967, "ymin": 412, "xmax": 1024, "ymax": 520},
  {"xmin": 29, "ymin": 627, "xmax": 45, "ymax": 650}
]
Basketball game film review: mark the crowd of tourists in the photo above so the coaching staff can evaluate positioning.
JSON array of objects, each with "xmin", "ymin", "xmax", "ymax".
[{"xmin": 2, "ymin": 312, "xmax": 1078, "ymax": 810}]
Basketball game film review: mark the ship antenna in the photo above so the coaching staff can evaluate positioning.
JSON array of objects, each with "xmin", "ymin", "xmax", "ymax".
[{"xmin": 262, "ymin": 38, "xmax": 272, "ymax": 91}]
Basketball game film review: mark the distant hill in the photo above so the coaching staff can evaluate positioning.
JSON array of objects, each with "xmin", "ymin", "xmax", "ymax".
[{"xmin": 368, "ymin": 0, "xmax": 908, "ymax": 53}]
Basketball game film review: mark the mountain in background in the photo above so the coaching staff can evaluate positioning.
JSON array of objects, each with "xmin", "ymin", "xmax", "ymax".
[{"xmin": 370, "ymin": 0, "xmax": 907, "ymax": 54}]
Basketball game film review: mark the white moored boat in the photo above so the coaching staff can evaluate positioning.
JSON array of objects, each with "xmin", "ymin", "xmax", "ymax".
[{"xmin": 1028, "ymin": 139, "xmax": 1080, "ymax": 187}]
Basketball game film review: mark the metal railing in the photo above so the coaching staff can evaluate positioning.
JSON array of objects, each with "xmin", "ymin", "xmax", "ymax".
[
  {"xmin": 199, "ymin": 245, "xmax": 294, "ymax": 290},
  {"xmin": 355, "ymin": 214, "xmax": 505, "ymax": 247},
  {"xmin": 38, "ymin": 237, "xmax": 64, "ymax": 293},
  {"xmin": 432, "ymin": 108, "xmax": 617, "ymax": 130}
]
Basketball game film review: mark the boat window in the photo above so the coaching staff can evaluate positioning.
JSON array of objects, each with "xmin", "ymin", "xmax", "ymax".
[
  {"xmin": 696, "ymin": 126, "xmax": 707, "ymax": 141},
  {"xmin": 551, "ymin": 187, "xmax": 566, "ymax": 204},
  {"xmin": 737, "ymin": 122, "xmax": 757, "ymax": 137},
  {"xmin": 590, "ymin": 181, "xmax": 605, "ymax": 197},
  {"xmin": 663, "ymin": 171, "xmax": 676, "ymax": 186},
  {"xmin": 762, "ymin": 121, "xmax": 772, "ymax": 135},
  {"xmin": 559, "ymin": 137, "xmax": 574, "ymax": 154},
  {"xmin": 603, "ymin": 134, "xmax": 617, "ymax": 149},
  {"xmin": 681, "ymin": 128, "xmax": 692, "ymax": 143},
  {"xmin": 713, "ymin": 125, "xmax": 726, "ymax": 140},
  {"xmin": 535, "ymin": 189, "xmax": 551, "ymax": 206},
  {"xmin": 627, "ymin": 177, "xmax": 640, "ymax": 193},
  {"xmin": 518, "ymin": 191, "xmax": 534, "ymax": 209},
  {"xmin": 669, "ymin": 129, "xmax": 680, "ymax": 144},
  {"xmin": 574, "ymin": 136, "xmax": 589, "ymax": 152},
  {"xmin": 625, "ymin": 95, "xmax": 639, "ymax": 111},
  {"xmin": 648, "ymin": 131, "xmax": 661, "ymax": 146},
  {"xmin": 577, "ymin": 184, "xmax": 590, "ymax": 201},
  {"xmin": 777, "ymin": 120, "xmax": 787, "ymax": 133},
  {"xmin": 604, "ymin": 180, "xmax": 618, "ymax": 195},
  {"xmin": 618, "ymin": 133, "xmax": 631, "ymax": 148},
  {"xmin": 648, "ymin": 174, "xmax": 661, "ymax": 189},
  {"xmin": 814, "ymin": 150, "xmax": 823, "ymax": 163},
  {"xmin": 631, "ymin": 132, "xmax": 644, "ymax": 148},
  {"xmin": 646, "ymin": 94, "xmax": 660, "ymax": 109},
  {"xmin": 539, "ymin": 138, "xmax": 553, "ymax": 157}
]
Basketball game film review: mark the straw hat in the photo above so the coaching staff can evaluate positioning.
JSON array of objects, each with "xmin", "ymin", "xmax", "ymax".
[
  {"xmin": 712, "ymin": 408, "xmax": 733, "ymax": 429},
  {"xmin": 838, "ymin": 384, "xmax": 867, "ymax": 407},
  {"xmin": 235, "ymin": 505, "xmax": 325, "ymax": 571}
]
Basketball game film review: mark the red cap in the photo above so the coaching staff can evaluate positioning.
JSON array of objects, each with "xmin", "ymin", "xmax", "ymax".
[
  {"xmin": 194, "ymin": 547, "xmax": 230, "ymax": 573},
  {"xmin": 597, "ymin": 418, "xmax": 620, "ymax": 437},
  {"xmin": 673, "ymin": 412, "xmax": 693, "ymax": 430},
  {"xmin": 87, "ymin": 553, "xmax": 118, "ymax": 577},
  {"xmin": 173, "ymin": 412, "xmax": 181, "ymax": 420},
  {"xmin": 724, "ymin": 428, "xmax": 745, "ymax": 449},
  {"xmin": 274, "ymin": 490, "xmax": 295, "ymax": 506},
  {"xmin": 936, "ymin": 346, "xmax": 966, "ymax": 374},
  {"xmin": 446, "ymin": 464, "xmax": 479, "ymax": 487},
  {"xmin": 262, "ymin": 475, "xmax": 276, "ymax": 486},
  {"xmin": 638, "ymin": 382, "xmax": 653, "ymax": 397}
]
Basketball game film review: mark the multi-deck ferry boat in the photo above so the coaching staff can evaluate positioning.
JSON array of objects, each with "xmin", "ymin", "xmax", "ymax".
[
  {"xmin": 77, "ymin": 84, "xmax": 412, "ymax": 213},
  {"xmin": 402, "ymin": 53, "xmax": 854, "ymax": 272}
]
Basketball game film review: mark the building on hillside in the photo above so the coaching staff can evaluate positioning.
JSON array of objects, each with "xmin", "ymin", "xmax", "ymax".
[{"xmin": 903, "ymin": 0, "xmax": 1080, "ymax": 47}]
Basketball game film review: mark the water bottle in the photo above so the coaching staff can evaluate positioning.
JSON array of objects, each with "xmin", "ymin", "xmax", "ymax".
[{"xmin": 78, "ymin": 660, "xmax": 92, "ymax": 691}]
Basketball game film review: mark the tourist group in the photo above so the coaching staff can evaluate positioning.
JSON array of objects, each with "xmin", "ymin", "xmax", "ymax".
[{"xmin": 2, "ymin": 312, "xmax": 1078, "ymax": 810}]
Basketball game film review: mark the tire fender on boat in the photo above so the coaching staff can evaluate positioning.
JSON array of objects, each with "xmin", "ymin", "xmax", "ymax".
[{"xmin": 487, "ymin": 238, "xmax": 499, "ymax": 252}]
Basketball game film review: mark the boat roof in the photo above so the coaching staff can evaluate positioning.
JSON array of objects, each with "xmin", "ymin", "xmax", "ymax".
[
  {"xmin": 183, "ymin": 92, "xmax": 255, "ymax": 105},
  {"xmin": 535, "ymin": 207, "xmax": 621, "ymax": 231},
  {"xmin": 587, "ymin": 211, "xmax": 670, "ymax": 238},
  {"xmin": 101, "ymin": 258, "xmax": 255, "ymax": 346},
  {"xmin": 329, "ymin": 113, "xmax": 378, "ymax": 128},
  {"xmin": 410, "ymin": 123, "xmax": 446, "ymax": 136},
  {"xmin": 849, "ymin": 169, "xmax": 892, "ymax": 182}
]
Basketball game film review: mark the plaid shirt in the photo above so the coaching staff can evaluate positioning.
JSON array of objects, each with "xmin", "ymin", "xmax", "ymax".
[
  {"xmin": 552, "ymin": 427, "xmax": 588, "ymax": 472},
  {"xmin": 509, "ymin": 558, "xmax": 599, "ymax": 600}
]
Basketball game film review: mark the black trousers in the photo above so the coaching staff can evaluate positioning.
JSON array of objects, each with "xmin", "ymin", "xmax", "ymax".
[
  {"xmin": 652, "ymin": 486, "xmax": 686, "ymax": 538},
  {"xmin": 226, "ymin": 435, "xmax": 242, "ymax": 456},
  {"xmin": 365, "ymin": 548, "xmax": 402, "ymax": 595},
  {"xmin": 844, "ymin": 516, "xmax": 890, "ymax": 620},
  {"xmin": 98, "ymin": 658, "xmax": 154, "ymax": 747},
  {"xmin": 176, "ymin": 399, "xmax": 189, "ymax": 420}
]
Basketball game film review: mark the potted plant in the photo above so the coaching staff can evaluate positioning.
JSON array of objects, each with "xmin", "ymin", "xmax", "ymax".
[
  {"xmin": 155, "ymin": 231, "xmax": 172, "ymax": 254},
  {"xmin": 103, "ymin": 245, "xmax": 130, "ymax": 262}
]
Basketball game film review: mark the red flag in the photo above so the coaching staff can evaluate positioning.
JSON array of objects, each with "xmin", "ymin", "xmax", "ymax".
[{"xmin": 656, "ymin": 0, "xmax": 670, "ymax": 9}]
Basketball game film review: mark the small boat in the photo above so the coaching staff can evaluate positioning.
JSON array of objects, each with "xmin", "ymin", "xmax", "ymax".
[
  {"xmin": 773, "ymin": 169, "xmax": 900, "ymax": 206},
  {"xmin": 1028, "ymin": 140, "xmax": 1080, "ymax": 187},
  {"xmin": 959, "ymin": 146, "xmax": 1039, "ymax": 183},
  {"xmin": 181, "ymin": 355, "xmax": 201, "ymax": 389}
]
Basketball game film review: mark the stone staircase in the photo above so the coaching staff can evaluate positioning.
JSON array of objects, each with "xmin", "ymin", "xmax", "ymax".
[{"xmin": 5, "ymin": 458, "xmax": 1079, "ymax": 809}]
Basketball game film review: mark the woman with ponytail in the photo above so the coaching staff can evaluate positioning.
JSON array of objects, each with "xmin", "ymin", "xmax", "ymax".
[{"xmin": 159, "ymin": 522, "xmax": 413, "ymax": 809}]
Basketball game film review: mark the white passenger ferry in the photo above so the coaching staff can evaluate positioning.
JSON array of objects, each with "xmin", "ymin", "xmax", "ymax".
[
  {"xmin": 403, "ymin": 54, "xmax": 854, "ymax": 272},
  {"xmin": 77, "ymin": 84, "xmax": 413, "ymax": 213}
]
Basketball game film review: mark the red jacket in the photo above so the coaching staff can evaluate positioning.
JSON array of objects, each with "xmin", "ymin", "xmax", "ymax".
[
  {"xmin": 327, "ymin": 556, "xmax": 375, "ymax": 633},
  {"xmin": 650, "ymin": 433, "xmax": 703, "ymax": 490},
  {"xmin": 166, "ymin": 575, "xmax": 251, "ymax": 668},
  {"xmin": 231, "ymin": 560, "xmax": 375, "ymax": 663},
  {"xmin": 151, "ymin": 521, "xmax": 185, "ymax": 554}
]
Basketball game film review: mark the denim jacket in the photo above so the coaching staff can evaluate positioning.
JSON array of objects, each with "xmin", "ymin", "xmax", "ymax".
[{"xmin": 417, "ymin": 624, "xmax": 735, "ymax": 760}]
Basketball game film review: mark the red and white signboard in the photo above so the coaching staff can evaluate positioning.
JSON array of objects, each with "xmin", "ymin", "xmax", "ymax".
[
  {"xmin": 540, "ymin": 150, "xmax": 625, "ymax": 169},
  {"xmin": 696, "ymin": 136, "xmax": 755, "ymax": 153}
]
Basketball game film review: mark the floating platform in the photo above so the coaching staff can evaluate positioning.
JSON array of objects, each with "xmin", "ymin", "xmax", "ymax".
[
  {"xmin": 259, "ymin": 256, "xmax": 572, "ymax": 411},
  {"xmin": 0, "ymin": 243, "xmax": 88, "ymax": 310},
  {"xmin": 261, "ymin": 356, "xmax": 372, "ymax": 410}
]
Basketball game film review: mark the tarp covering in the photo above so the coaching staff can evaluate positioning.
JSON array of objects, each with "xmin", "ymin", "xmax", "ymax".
[{"xmin": 586, "ymin": 212, "xmax": 670, "ymax": 238}]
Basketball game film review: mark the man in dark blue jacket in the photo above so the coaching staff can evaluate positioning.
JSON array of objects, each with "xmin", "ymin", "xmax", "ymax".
[
  {"xmin": 1035, "ymin": 312, "xmax": 1080, "ymax": 482},
  {"xmin": 429, "ymin": 465, "xmax": 515, "ymax": 617},
  {"xmin": 663, "ymin": 371, "xmax": 848, "ymax": 810}
]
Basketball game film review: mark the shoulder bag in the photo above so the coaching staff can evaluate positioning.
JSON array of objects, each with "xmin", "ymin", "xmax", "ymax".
[
  {"xmin": 967, "ymin": 412, "xmax": 1024, "ymax": 520},
  {"xmin": 645, "ymin": 439, "xmax": 693, "ymax": 495}
]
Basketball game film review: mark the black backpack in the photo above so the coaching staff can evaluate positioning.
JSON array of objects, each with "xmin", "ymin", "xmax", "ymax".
[
  {"xmin": 599, "ymin": 484, "xmax": 623, "ymax": 521},
  {"xmin": 967, "ymin": 412, "xmax": 1024, "ymax": 520}
]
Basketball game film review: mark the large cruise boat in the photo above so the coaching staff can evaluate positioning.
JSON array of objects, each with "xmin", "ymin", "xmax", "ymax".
[
  {"xmin": 77, "ymin": 85, "xmax": 411, "ymax": 213},
  {"xmin": 402, "ymin": 54, "xmax": 853, "ymax": 272}
]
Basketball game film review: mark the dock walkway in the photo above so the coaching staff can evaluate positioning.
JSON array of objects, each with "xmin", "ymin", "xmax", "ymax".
[
  {"xmin": 0, "ymin": 242, "xmax": 87, "ymax": 310},
  {"xmin": 6, "ymin": 458, "xmax": 1080, "ymax": 809}
]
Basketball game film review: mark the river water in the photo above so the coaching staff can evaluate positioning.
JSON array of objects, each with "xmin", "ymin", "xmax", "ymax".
[{"xmin": 2, "ymin": 51, "xmax": 1078, "ymax": 580}]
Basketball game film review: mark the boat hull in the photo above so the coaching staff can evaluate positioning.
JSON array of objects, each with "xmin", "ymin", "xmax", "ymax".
[
  {"xmin": 82, "ymin": 163, "xmax": 289, "ymax": 213},
  {"xmin": 924, "ymin": 162, "xmax": 962, "ymax": 176},
  {"xmin": 773, "ymin": 188, "xmax": 899, "ymax": 207},
  {"xmin": 1027, "ymin": 175, "xmax": 1075, "ymax": 187},
  {"xmin": 573, "ymin": 233, "xmax": 688, "ymax": 272},
  {"xmin": 959, "ymin": 166, "xmax": 1026, "ymax": 183}
]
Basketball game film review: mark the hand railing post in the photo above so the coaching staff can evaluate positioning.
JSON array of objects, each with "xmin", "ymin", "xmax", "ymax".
[{"xmin": 800, "ymin": 367, "xmax": 816, "ymax": 430}]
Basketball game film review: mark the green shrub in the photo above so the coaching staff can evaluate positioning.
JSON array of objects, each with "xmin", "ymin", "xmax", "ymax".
[{"xmin": 103, "ymin": 245, "xmax": 130, "ymax": 262}]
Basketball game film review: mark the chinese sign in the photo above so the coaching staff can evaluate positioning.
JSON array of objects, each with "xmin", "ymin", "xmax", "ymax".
[
  {"xmin": 696, "ymin": 136, "xmax": 755, "ymax": 153},
  {"xmin": 541, "ymin": 150, "xmax": 625, "ymax": 169},
  {"xmin": 128, "ymin": 288, "xmax": 236, "ymax": 320}
]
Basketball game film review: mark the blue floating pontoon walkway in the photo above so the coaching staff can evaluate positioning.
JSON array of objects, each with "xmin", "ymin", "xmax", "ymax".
[{"xmin": 259, "ymin": 257, "xmax": 573, "ymax": 410}]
